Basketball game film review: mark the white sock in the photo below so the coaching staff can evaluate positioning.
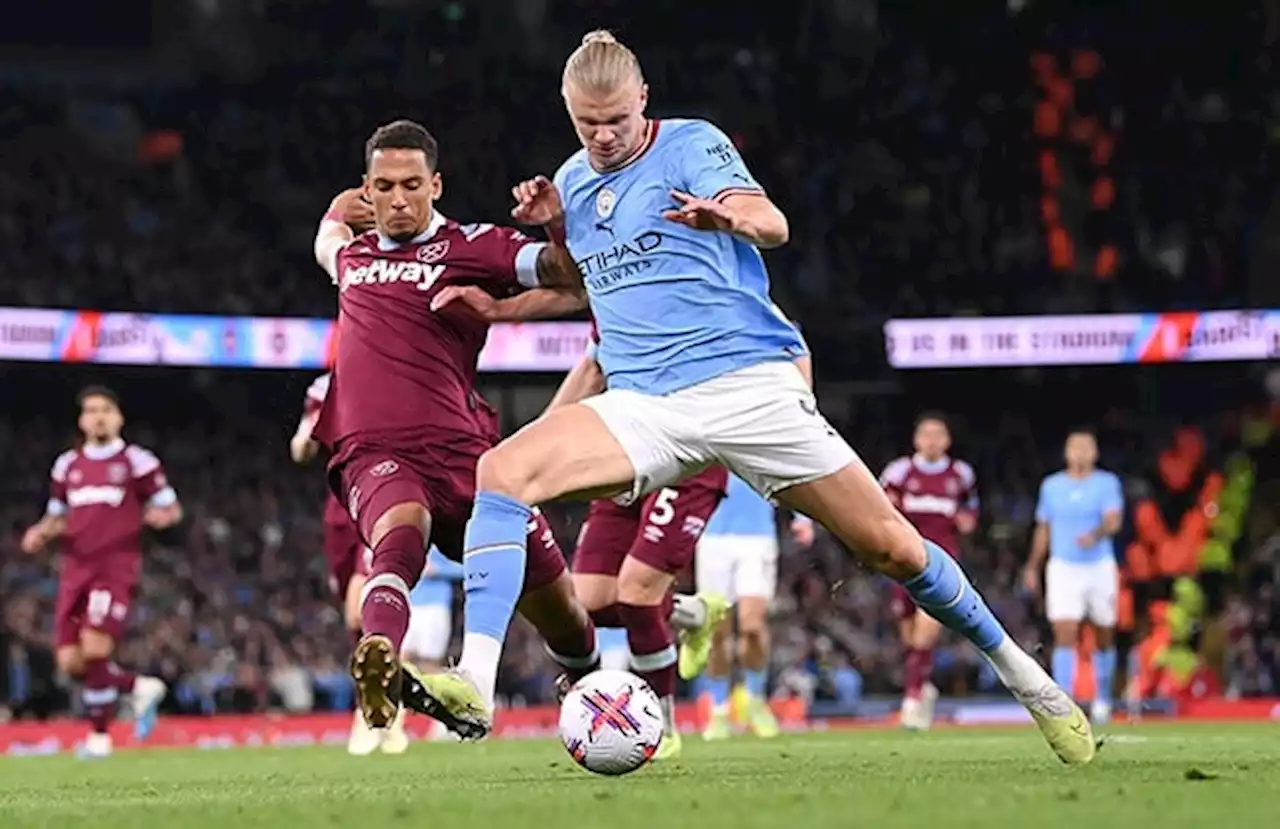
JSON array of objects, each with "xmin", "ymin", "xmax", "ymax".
[
  {"xmin": 669, "ymin": 594, "xmax": 707, "ymax": 631},
  {"xmin": 457, "ymin": 632, "xmax": 503, "ymax": 711},
  {"xmin": 984, "ymin": 636, "xmax": 1053, "ymax": 693}
]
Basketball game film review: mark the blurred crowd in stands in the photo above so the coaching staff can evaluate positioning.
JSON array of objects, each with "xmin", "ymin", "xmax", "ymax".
[{"xmin": 2, "ymin": 0, "xmax": 1280, "ymax": 718}]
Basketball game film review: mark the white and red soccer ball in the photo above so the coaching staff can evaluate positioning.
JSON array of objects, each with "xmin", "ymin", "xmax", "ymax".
[{"xmin": 558, "ymin": 669, "xmax": 664, "ymax": 776}]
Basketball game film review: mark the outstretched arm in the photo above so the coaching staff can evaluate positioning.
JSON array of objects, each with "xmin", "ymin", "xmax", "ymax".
[
  {"xmin": 433, "ymin": 241, "xmax": 587, "ymax": 320},
  {"xmin": 290, "ymin": 411, "xmax": 321, "ymax": 464},
  {"xmin": 546, "ymin": 352, "xmax": 606, "ymax": 411}
]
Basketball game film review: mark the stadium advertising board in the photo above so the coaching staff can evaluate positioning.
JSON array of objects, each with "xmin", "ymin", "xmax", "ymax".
[
  {"xmin": 885, "ymin": 309, "xmax": 1280, "ymax": 369},
  {"xmin": 0, "ymin": 307, "xmax": 591, "ymax": 372}
]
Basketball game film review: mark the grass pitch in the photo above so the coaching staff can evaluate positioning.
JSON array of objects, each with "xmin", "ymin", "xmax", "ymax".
[{"xmin": 1, "ymin": 723, "xmax": 1276, "ymax": 829}]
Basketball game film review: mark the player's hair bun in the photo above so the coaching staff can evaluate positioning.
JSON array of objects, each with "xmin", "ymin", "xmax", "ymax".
[{"xmin": 581, "ymin": 30, "xmax": 618, "ymax": 47}]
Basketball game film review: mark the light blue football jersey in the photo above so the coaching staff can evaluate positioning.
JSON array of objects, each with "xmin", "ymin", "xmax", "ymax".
[
  {"xmin": 705, "ymin": 473, "xmax": 777, "ymax": 538},
  {"xmin": 1034, "ymin": 470, "xmax": 1125, "ymax": 564},
  {"xmin": 555, "ymin": 118, "xmax": 808, "ymax": 395}
]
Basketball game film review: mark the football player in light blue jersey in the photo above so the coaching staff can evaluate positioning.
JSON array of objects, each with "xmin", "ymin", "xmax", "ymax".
[
  {"xmin": 696, "ymin": 474, "xmax": 815, "ymax": 740},
  {"xmin": 422, "ymin": 29, "xmax": 1094, "ymax": 763},
  {"xmin": 1023, "ymin": 430, "xmax": 1125, "ymax": 724}
]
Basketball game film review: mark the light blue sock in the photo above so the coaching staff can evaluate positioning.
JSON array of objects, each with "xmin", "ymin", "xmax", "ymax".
[
  {"xmin": 1052, "ymin": 647, "xmax": 1077, "ymax": 694},
  {"xmin": 706, "ymin": 676, "xmax": 731, "ymax": 709},
  {"xmin": 1093, "ymin": 647, "xmax": 1117, "ymax": 706},
  {"xmin": 742, "ymin": 669, "xmax": 768, "ymax": 699},
  {"xmin": 462, "ymin": 491, "xmax": 530, "ymax": 643},
  {"xmin": 902, "ymin": 540, "xmax": 1007, "ymax": 652}
]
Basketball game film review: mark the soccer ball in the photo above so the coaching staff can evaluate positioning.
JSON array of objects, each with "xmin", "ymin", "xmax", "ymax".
[{"xmin": 558, "ymin": 669, "xmax": 664, "ymax": 776}]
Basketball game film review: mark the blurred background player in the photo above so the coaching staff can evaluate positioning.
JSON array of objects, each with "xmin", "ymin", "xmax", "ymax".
[
  {"xmin": 290, "ymin": 371, "xmax": 376, "ymax": 752},
  {"xmin": 1024, "ymin": 430, "xmax": 1125, "ymax": 724},
  {"xmin": 696, "ymin": 473, "xmax": 816, "ymax": 740},
  {"xmin": 396, "ymin": 547, "xmax": 464, "ymax": 749},
  {"xmin": 20, "ymin": 386, "xmax": 181, "ymax": 758},
  {"xmin": 879, "ymin": 413, "xmax": 978, "ymax": 730}
]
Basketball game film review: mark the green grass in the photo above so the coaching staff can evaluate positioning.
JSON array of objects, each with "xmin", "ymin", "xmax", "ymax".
[{"xmin": 1, "ymin": 724, "xmax": 1277, "ymax": 829}]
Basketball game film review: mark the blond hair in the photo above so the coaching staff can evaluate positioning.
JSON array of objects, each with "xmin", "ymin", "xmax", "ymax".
[{"xmin": 562, "ymin": 29, "xmax": 644, "ymax": 95}]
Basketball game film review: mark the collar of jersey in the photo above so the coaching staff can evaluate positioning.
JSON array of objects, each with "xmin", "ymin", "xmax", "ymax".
[
  {"xmin": 82, "ymin": 439, "xmax": 126, "ymax": 460},
  {"xmin": 590, "ymin": 119, "xmax": 660, "ymax": 175},
  {"xmin": 912, "ymin": 453, "xmax": 951, "ymax": 474},
  {"xmin": 375, "ymin": 211, "xmax": 447, "ymax": 251}
]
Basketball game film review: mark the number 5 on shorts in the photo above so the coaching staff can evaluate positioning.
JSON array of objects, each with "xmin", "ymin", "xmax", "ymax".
[{"xmin": 647, "ymin": 488, "xmax": 679, "ymax": 526}]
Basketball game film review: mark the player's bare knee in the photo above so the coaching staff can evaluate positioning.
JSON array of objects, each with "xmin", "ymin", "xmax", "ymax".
[
  {"xmin": 79, "ymin": 631, "xmax": 113, "ymax": 661},
  {"xmin": 475, "ymin": 448, "xmax": 543, "ymax": 503},
  {"xmin": 369, "ymin": 502, "xmax": 430, "ymax": 548},
  {"xmin": 736, "ymin": 606, "xmax": 768, "ymax": 642},
  {"xmin": 1094, "ymin": 627, "xmax": 1115, "ymax": 649},
  {"xmin": 56, "ymin": 647, "xmax": 84, "ymax": 678},
  {"xmin": 1052, "ymin": 621, "xmax": 1080, "ymax": 646},
  {"xmin": 572, "ymin": 576, "xmax": 616, "ymax": 613},
  {"xmin": 615, "ymin": 558, "xmax": 671, "ymax": 606},
  {"xmin": 876, "ymin": 518, "xmax": 927, "ymax": 581}
]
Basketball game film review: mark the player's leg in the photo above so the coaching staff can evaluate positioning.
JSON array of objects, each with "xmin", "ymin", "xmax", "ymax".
[
  {"xmin": 1084, "ymin": 558, "xmax": 1121, "ymax": 724},
  {"xmin": 338, "ymin": 455, "xmax": 433, "ymax": 730},
  {"xmin": 732, "ymin": 538, "xmax": 780, "ymax": 738},
  {"xmin": 515, "ymin": 510, "xmax": 601, "ymax": 688},
  {"xmin": 339, "ymin": 545, "xmax": 381, "ymax": 754},
  {"xmin": 327, "ymin": 520, "xmax": 365, "ymax": 649},
  {"xmin": 904, "ymin": 609, "xmax": 943, "ymax": 730},
  {"xmin": 613, "ymin": 490, "xmax": 686, "ymax": 745},
  {"xmin": 344, "ymin": 562, "xmax": 369, "ymax": 646},
  {"xmin": 571, "ymin": 498, "xmax": 633, "ymax": 632},
  {"xmin": 694, "ymin": 537, "xmax": 738, "ymax": 740},
  {"xmin": 387, "ymin": 600, "xmax": 452, "ymax": 753},
  {"xmin": 892, "ymin": 589, "xmax": 925, "ymax": 728},
  {"xmin": 410, "ymin": 507, "xmax": 599, "ymax": 739},
  {"xmin": 53, "ymin": 588, "xmax": 100, "ymax": 755},
  {"xmin": 447, "ymin": 395, "xmax": 689, "ymax": 722},
  {"xmin": 76, "ymin": 585, "xmax": 165, "ymax": 756},
  {"xmin": 1045, "ymin": 558, "xmax": 1084, "ymax": 698},
  {"xmin": 778, "ymin": 468, "xmax": 1093, "ymax": 763},
  {"xmin": 711, "ymin": 362, "xmax": 1093, "ymax": 762}
]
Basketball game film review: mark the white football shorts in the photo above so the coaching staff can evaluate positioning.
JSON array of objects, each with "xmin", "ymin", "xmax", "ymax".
[
  {"xmin": 582, "ymin": 360, "xmax": 855, "ymax": 502},
  {"xmin": 695, "ymin": 533, "xmax": 780, "ymax": 603},
  {"xmin": 401, "ymin": 602, "xmax": 452, "ymax": 661},
  {"xmin": 1045, "ymin": 557, "xmax": 1119, "ymax": 627}
]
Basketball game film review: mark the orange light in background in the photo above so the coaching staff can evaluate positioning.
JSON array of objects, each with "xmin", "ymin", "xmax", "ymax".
[
  {"xmin": 139, "ymin": 130, "xmax": 183, "ymax": 164},
  {"xmin": 1091, "ymin": 176, "xmax": 1116, "ymax": 210},
  {"xmin": 1034, "ymin": 101, "xmax": 1062, "ymax": 138},
  {"xmin": 1048, "ymin": 225, "xmax": 1074, "ymax": 271},
  {"xmin": 1096, "ymin": 244, "xmax": 1118, "ymax": 279}
]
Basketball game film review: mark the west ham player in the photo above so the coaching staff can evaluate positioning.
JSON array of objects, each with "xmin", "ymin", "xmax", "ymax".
[
  {"xmin": 879, "ymin": 414, "xmax": 978, "ymax": 730},
  {"xmin": 311, "ymin": 119, "xmax": 599, "ymax": 739},
  {"xmin": 20, "ymin": 386, "xmax": 179, "ymax": 758},
  {"xmin": 697, "ymin": 474, "xmax": 816, "ymax": 740},
  {"xmin": 431, "ymin": 30, "xmax": 1096, "ymax": 763},
  {"xmin": 1023, "ymin": 430, "xmax": 1124, "ymax": 724},
  {"xmin": 290, "ymin": 371, "xmax": 388, "ymax": 753}
]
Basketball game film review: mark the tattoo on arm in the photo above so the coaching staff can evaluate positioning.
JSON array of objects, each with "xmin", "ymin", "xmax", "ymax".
[{"xmin": 535, "ymin": 245, "xmax": 584, "ymax": 292}]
